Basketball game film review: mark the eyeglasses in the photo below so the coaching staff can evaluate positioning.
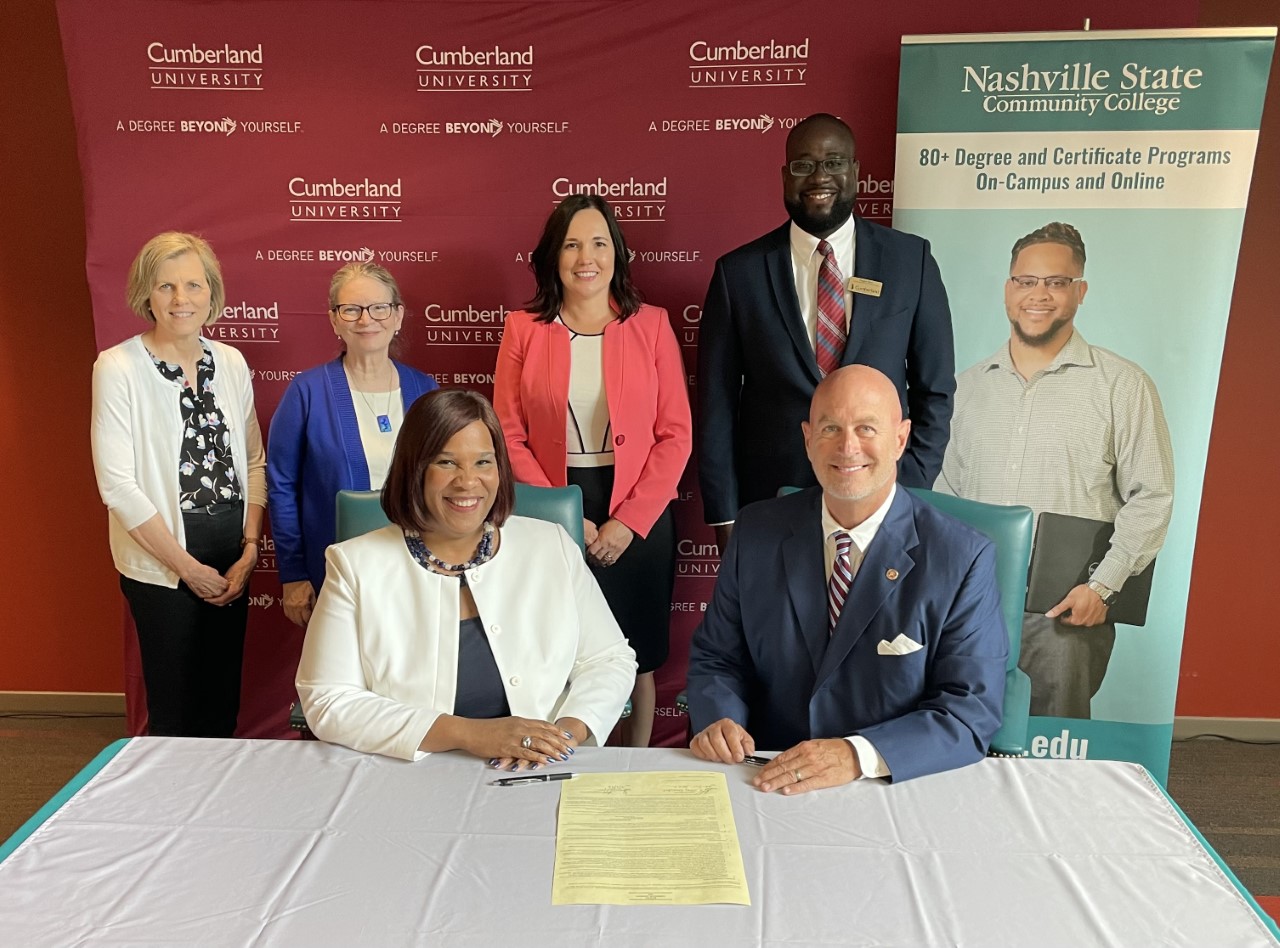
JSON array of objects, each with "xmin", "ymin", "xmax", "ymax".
[
  {"xmin": 787, "ymin": 157, "xmax": 854, "ymax": 177},
  {"xmin": 333, "ymin": 303, "xmax": 396, "ymax": 322},
  {"xmin": 1008, "ymin": 275, "xmax": 1084, "ymax": 291}
]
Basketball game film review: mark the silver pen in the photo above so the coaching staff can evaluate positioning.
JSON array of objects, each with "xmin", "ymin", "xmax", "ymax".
[{"xmin": 489, "ymin": 772, "xmax": 578, "ymax": 787}]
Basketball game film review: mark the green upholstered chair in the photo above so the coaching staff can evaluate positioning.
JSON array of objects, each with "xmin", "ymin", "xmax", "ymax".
[
  {"xmin": 675, "ymin": 487, "xmax": 1034, "ymax": 757},
  {"xmin": 512, "ymin": 483, "xmax": 585, "ymax": 551},
  {"xmin": 334, "ymin": 489, "xmax": 391, "ymax": 543},
  {"xmin": 904, "ymin": 487, "xmax": 1033, "ymax": 758}
]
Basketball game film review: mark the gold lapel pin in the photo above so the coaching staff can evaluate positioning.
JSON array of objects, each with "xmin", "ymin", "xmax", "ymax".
[{"xmin": 885, "ymin": 568, "xmax": 899, "ymax": 581}]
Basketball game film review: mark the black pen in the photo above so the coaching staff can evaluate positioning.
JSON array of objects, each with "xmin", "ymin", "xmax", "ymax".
[
  {"xmin": 742, "ymin": 755, "xmax": 773, "ymax": 767},
  {"xmin": 489, "ymin": 772, "xmax": 578, "ymax": 787}
]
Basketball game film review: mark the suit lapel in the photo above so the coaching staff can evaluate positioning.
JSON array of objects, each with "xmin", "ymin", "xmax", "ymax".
[
  {"xmin": 782, "ymin": 490, "xmax": 829, "ymax": 675},
  {"xmin": 815, "ymin": 489, "xmax": 918, "ymax": 689},
  {"xmin": 843, "ymin": 216, "xmax": 889, "ymax": 365},
  {"xmin": 765, "ymin": 227, "xmax": 822, "ymax": 385}
]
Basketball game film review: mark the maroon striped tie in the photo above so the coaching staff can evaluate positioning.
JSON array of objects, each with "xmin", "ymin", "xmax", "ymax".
[
  {"xmin": 828, "ymin": 531, "xmax": 854, "ymax": 634},
  {"xmin": 815, "ymin": 239, "xmax": 847, "ymax": 377}
]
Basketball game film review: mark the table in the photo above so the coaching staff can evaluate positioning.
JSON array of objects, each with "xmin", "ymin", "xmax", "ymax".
[{"xmin": 1, "ymin": 739, "xmax": 1275, "ymax": 946}]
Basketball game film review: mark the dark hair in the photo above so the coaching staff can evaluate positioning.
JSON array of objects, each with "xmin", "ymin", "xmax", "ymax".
[
  {"xmin": 1010, "ymin": 222, "xmax": 1087, "ymax": 270},
  {"xmin": 526, "ymin": 194, "xmax": 642, "ymax": 322},
  {"xmin": 381, "ymin": 389, "xmax": 515, "ymax": 531}
]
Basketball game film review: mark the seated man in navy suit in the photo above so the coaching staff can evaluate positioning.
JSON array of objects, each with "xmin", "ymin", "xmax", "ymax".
[{"xmin": 687, "ymin": 365, "xmax": 1006, "ymax": 790}]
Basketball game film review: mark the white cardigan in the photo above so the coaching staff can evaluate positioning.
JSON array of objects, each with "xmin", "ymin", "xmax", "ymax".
[
  {"xmin": 297, "ymin": 518, "xmax": 638, "ymax": 761},
  {"xmin": 91, "ymin": 335, "xmax": 268, "ymax": 587}
]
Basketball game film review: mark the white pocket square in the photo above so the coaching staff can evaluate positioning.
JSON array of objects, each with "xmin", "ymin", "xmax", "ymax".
[{"xmin": 877, "ymin": 634, "xmax": 924, "ymax": 656}]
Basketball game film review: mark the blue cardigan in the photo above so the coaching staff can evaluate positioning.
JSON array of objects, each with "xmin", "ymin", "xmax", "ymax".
[{"xmin": 267, "ymin": 358, "xmax": 437, "ymax": 590}]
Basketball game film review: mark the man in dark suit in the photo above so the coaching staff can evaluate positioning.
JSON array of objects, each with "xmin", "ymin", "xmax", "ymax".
[
  {"xmin": 687, "ymin": 366, "xmax": 1005, "ymax": 789},
  {"xmin": 698, "ymin": 113, "xmax": 955, "ymax": 551}
]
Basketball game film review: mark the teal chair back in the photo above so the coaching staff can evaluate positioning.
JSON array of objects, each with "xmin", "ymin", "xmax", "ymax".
[
  {"xmin": 335, "ymin": 489, "xmax": 392, "ymax": 542},
  {"xmin": 513, "ymin": 483, "xmax": 585, "ymax": 551},
  {"xmin": 334, "ymin": 484, "xmax": 585, "ymax": 551},
  {"xmin": 904, "ymin": 487, "xmax": 1033, "ymax": 757}
]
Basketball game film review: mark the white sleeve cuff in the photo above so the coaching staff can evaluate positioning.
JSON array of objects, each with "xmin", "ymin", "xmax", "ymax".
[{"xmin": 846, "ymin": 735, "xmax": 891, "ymax": 780}]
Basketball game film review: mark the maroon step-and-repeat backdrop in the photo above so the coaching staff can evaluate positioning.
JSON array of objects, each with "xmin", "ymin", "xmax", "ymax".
[{"xmin": 58, "ymin": 0, "xmax": 1172, "ymax": 743}]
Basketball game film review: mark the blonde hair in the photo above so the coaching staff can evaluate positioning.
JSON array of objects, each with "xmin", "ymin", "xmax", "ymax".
[
  {"xmin": 328, "ymin": 261, "xmax": 404, "ymax": 310},
  {"xmin": 125, "ymin": 232, "xmax": 226, "ymax": 325}
]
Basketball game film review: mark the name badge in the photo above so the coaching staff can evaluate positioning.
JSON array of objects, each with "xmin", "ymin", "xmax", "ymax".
[{"xmin": 847, "ymin": 277, "xmax": 883, "ymax": 298}]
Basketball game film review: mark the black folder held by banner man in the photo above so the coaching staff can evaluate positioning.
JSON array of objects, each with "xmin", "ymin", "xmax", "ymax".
[{"xmin": 1025, "ymin": 513, "xmax": 1157, "ymax": 627}]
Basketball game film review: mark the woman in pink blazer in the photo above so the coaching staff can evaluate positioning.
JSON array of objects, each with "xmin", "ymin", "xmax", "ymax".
[{"xmin": 495, "ymin": 195, "xmax": 692, "ymax": 747}]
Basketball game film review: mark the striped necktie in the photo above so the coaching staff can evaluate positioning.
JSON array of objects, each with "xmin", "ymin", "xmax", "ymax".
[
  {"xmin": 828, "ymin": 531, "xmax": 854, "ymax": 634},
  {"xmin": 815, "ymin": 239, "xmax": 847, "ymax": 377}
]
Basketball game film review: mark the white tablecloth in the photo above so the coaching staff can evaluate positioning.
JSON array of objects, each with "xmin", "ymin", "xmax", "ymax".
[{"xmin": 0, "ymin": 739, "xmax": 1273, "ymax": 947}]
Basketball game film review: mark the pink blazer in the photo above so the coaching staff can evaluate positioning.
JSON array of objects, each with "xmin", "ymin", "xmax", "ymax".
[{"xmin": 494, "ymin": 304, "xmax": 692, "ymax": 538}]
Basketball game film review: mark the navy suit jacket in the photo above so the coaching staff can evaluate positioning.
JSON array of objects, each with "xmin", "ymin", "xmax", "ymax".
[
  {"xmin": 697, "ymin": 217, "xmax": 955, "ymax": 524},
  {"xmin": 686, "ymin": 487, "xmax": 1006, "ymax": 782}
]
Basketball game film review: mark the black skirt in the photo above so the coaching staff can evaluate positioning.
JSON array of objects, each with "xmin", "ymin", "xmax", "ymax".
[{"xmin": 567, "ymin": 465, "xmax": 674, "ymax": 674}]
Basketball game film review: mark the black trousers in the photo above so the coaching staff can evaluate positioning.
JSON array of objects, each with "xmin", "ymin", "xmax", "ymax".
[
  {"xmin": 568, "ymin": 466, "xmax": 675, "ymax": 674},
  {"xmin": 120, "ymin": 502, "xmax": 247, "ymax": 737}
]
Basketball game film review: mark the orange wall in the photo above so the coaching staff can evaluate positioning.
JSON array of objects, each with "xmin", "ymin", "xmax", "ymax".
[
  {"xmin": 1179, "ymin": 0, "xmax": 1280, "ymax": 717},
  {"xmin": 3, "ymin": 0, "xmax": 1276, "ymax": 716},
  {"xmin": 0, "ymin": 0, "xmax": 121, "ymax": 692}
]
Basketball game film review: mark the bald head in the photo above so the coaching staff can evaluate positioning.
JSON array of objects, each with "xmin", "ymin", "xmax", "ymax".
[
  {"xmin": 810, "ymin": 365, "xmax": 903, "ymax": 427},
  {"xmin": 804, "ymin": 365, "xmax": 909, "ymax": 525}
]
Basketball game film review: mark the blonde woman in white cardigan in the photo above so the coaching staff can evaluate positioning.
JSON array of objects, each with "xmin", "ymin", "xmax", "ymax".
[
  {"xmin": 91, "ymin": 232, "xmax": 266, "ymax": 737},
  {"xmin": 297, "ymin": 389, "xmax": 636, "ymax": 766}
]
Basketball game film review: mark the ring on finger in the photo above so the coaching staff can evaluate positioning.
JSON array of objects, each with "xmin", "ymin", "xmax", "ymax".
[
  {"xmin": 521, "ymin": 736, "xmax": 533, "ymax": 750},
  {"xmin": 793, "ymin": 769, "xmax": 803, "ymax": 782}
]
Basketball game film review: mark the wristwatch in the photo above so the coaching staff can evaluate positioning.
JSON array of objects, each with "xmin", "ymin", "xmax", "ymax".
[{"xmin": 1086, "ymin": 580, "xmax": 1116, "ymax": 605}]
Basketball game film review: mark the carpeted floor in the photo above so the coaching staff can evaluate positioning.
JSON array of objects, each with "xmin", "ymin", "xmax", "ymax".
[{"xmin": 1, "ymin": 715, "xmax": 1276, "ymax": 903}]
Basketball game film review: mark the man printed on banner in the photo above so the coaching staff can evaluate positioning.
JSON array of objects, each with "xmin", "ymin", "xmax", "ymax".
[{"xmin": 935, "ymin": 222, "xmax": 1174, "ymax": 720}]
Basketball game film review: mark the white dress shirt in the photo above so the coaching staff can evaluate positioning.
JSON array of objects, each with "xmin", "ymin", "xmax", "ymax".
[
  {"xmin": 821, "ymin": 484, "xmax": 896, "ymax": 779},
  {"xmin": 789, "ymin": 215, "xmax": 857, "ymax": 352}
]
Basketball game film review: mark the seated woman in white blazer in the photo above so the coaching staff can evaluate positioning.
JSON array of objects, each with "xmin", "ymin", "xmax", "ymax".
[{"xmin": 297, "ymin": 388, "xmax": 636, "ymax": 766}]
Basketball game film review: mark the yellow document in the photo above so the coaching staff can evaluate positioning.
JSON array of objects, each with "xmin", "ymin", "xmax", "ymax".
[{"xmin": 552, "ymin": 771, "xmax": 750, "ymax": 905}]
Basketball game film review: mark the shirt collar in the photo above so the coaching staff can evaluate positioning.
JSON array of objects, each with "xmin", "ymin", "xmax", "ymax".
[
  {"xmin": 822, "ymin": 482, "xmax": 896, "ymax": 553},
  {"xmin": 789, "ymin": 213, "xmax": 856, "ymax": 264},
  {"xmin": 983, "ymin": 328, "xmax": 1094, "ymax": 376}
]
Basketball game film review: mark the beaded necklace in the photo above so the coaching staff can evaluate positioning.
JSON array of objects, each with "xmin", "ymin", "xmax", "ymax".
[{"xmin": 403, "ymin": 523, "xmax": 496, "ymax": 575}]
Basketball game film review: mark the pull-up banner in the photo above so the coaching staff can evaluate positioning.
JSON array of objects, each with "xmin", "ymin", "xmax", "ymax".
[{"xmin": 894, "ymin": 28, "xmax": 1275, "ymax": 782}]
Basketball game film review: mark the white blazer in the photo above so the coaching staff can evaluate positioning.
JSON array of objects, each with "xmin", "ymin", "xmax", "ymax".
[{"xmin": 297, "ymin": 517, "xmax": 637, "ymax": 761}]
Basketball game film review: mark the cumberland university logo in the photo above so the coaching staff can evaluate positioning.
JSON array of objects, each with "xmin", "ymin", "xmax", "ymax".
[
  {"xmin": 207, "ymin": 299, "xmax": 280, "ymax": 343},
  {"xmin": 687, "ymin": 37, "xmax": 809, "ymax": 88},
  {"xmin": 423, "ymin": 302, "xmax": 510, "ymax": 347},
  {"xmin": 416, "ymin": 43, "xmax": 534, "ymax": 92},
  {"xmin": 148, "ymin": 41, "xmax": 265, "ymax": 90},
  {"xmin": 289, "ymin": 176, "xmax": 403, "ymax": 222},
  {"xmin": 551, "ymin": 176, "xmax": 668, "ymax": 221},
  {"xmin": 676, "ymin": 538, "xmax": 720, "ymax": 577}
]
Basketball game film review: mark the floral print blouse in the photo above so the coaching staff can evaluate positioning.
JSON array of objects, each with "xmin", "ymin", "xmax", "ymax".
[{"xmin": 147, "ymin": 341, "xmax": 242, "ymax": 510}]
